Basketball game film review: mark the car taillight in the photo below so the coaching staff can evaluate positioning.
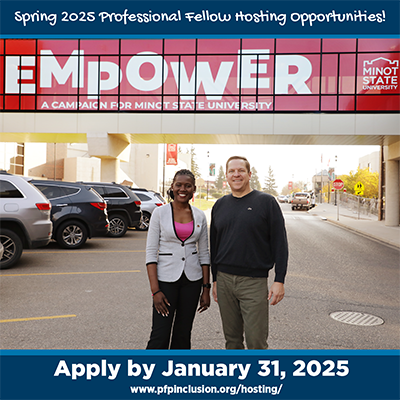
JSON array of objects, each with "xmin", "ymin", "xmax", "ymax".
[
  {"xmin": 36, "ymin": 203, "xmax": 51, "ymax": 211},
  {"xmin": 134, "ymin": 201, "xmax": 141, "ymax": 206},
  {"xmin": 91, "ymin": 202, "xmax": 107, "ymax": 210},
  {"xmin": 155, "ymin": 203, "xmax": 163, "ymax": 207}
]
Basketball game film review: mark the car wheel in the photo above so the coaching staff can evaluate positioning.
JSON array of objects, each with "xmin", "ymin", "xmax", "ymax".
[
  {"xmin": 137, "ymin": 211, "xmax": 151, "ymax": 231},
  {"xmin": 0, "ymin": 229, "xmax": 23, "ymax": 269},
  {"xmin": 56, "ymin": 220, "xmax": 88, "ymax": 249},
  {"xmin": 108, "ymin": 214, "xmax": 128, "ymax": 237},
  {"xmin": 291, "ymin": 206, "xmax": 295, "ymax": 210}
]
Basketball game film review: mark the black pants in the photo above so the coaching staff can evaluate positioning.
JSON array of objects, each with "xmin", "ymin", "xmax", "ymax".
[{"xmin": 146, "ymin": 272, "xmax": 202, "ymax": 349}]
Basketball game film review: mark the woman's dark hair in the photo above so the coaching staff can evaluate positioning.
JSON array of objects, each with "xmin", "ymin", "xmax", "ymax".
[
  {"xmin": 169, "ymin": 169, "xmax": 196, "ymax": 200},
  {"xmin": 173, "ymin": 169, "xmax": 196, "ymax": 183}
]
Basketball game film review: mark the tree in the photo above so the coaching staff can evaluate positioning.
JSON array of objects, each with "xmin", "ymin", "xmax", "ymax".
[
  {"xmin": 339, "ymin": 167, "xmax": 379, "ymax": 198},
  {"xmin": 189, "ymin": 146, "xmax": 201, "ymax": 179},
  {"xmin": 215, "ymin": 165, "xmax": 225, "ymax": 190},
  {"xmin": 250, "ymin": 167, "xmax": 261, "ymax": 190},
  {"xmin": 263, "ymin": 166, "xmax": 278, "ymax": 196}
]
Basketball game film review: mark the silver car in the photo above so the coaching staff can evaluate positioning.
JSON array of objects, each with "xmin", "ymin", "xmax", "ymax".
[
  {"xmin": 0, "ymin": 172, "xmax": 53, "ymax": 269},
  {"xmin": 131, "ymin": 188, "xmax": 166, "ymax": 231}
]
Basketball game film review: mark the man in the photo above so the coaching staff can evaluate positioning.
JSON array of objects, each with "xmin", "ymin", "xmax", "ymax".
[{"xmin": 210, "ymin": 156, "xmax": 288, "ymax": 349}]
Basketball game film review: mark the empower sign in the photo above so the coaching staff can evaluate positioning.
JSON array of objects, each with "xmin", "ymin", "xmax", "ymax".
[{"xmin": 1, "ymin": 38, "xmax": 399, "ymax": 112}]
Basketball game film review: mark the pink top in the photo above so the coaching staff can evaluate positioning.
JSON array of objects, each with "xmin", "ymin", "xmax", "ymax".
[{"xmin": 174, "ymin": 221, "xmax": 194, "ymax": 241}]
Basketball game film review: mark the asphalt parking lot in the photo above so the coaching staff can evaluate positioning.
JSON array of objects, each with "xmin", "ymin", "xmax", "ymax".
[
  {"xmin": 0, "ymin": 229, "xmax": 225, "ymax": 349},
  {"xmin": 1, "ymin": 211, "xmax": 399, "ymax": 351}
]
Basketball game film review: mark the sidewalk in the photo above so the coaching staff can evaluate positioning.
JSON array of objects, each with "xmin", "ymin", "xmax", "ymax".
[{"xmin": 309, "ymin": 202, "xmax": 400, "ymax": 249}]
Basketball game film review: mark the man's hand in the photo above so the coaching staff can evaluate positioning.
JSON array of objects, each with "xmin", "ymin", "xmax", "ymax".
[
  {"xmin": 268, "ymin": 282, "xmax": 285, "ymax": 305},
  {"xmin": 212, "ymin": 282, "xmax": 218, "ymax": 303}
]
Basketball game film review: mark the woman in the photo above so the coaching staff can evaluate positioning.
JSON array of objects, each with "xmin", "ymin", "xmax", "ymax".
[{"xmin": 145, "ymin": 169, "xmax": 211, "ymax": 349}]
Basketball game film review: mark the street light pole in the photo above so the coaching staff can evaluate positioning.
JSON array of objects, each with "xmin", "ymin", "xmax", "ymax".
[
  {"xmin": 334, "ymin": 155, "xmax": 337, "ymax": 206},
  {"xmin": 320, "ymin": 153, "xmax": 323, "ymax": 204},
  {"xmin": 320, "ymin": 168, "xmax": 323, "ymax": 204}
]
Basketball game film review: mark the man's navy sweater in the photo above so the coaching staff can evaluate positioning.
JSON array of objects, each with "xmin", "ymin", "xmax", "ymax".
[{"xmin": 210, "ymin": 190, "xmax": 288, "ymax": 283}]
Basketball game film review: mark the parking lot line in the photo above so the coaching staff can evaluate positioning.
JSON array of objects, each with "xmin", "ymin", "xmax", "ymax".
[
  {"xmin": 0, "ymin": 270, "xmax": 141, "ymax": 277},
  {"xmin": 288, "ymin": 272, "xmax": 331, "ymax": 281},
  {"xmin": 24, "ymin": 250, "xmax": 146, "ymax": 254},
  {"xmin": 1, "ymin": 315, "xmax": 76, "ymax": 323}
]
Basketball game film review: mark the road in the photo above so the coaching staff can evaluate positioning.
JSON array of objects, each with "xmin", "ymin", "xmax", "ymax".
[
  {"xmin": 273, "ymin": 203, "xmax": 399, "ymax": 349},
  {"xmin": 0, "ymin": 203, "xmax": 399, "ymax": 349}
]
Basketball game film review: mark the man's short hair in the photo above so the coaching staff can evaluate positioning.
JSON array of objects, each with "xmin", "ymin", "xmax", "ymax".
[{"xmin": 226, "ymin": 156, "xmax": 251, "ymax": 173}]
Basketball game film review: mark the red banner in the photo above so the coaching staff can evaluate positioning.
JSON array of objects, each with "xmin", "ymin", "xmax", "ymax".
[
  {"xmin": 166, "ymin": 144, "xmax": 178, "ymax": 166},
  {"xmin": 1, "ymin": 38, "xmax": 398, "ymax": 112}
]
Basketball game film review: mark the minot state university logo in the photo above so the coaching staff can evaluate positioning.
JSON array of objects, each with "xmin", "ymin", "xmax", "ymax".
[{"xmin": 362, "ymin": 57, "xmax": 399, "ymax": 91}]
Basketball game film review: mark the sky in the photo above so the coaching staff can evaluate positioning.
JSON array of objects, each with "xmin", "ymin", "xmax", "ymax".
[{"xmin": 181, "ymin": 144, "xmax": 380, "ymax": 192}]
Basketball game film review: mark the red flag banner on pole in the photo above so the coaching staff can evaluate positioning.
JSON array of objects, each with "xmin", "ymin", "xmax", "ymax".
[{"xmin": 166, "ymin": 144, "xmax": 178, "ymax": 166}]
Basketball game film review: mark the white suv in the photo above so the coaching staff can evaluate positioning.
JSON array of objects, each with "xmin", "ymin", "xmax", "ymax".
[
  {"xmin": 131, "ymin": 188, "xmax": 166, "ymax": 231},
  {"xmin": 0, "ymin": 172, "xmax": 53, "ymax": 269}
]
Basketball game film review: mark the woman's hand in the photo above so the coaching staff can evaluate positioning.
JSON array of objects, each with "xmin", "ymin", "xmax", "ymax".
[
  {"xmin": 197, "ymin": 289, "xmax": 210, "ymax": 313},
  {"xmin": 153, "ymin": 292, "xmax": 170, "ymax": 317}
]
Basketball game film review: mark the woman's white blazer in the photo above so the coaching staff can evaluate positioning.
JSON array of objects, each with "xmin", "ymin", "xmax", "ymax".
[{"xmin": 145, "ymin": 203, "xmax": 210, "ymax": 282}]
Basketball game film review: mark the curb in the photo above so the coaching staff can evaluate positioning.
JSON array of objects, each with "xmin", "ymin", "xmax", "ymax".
[{"xmin": 324, "ymin": 217, "xmax": 400, "ymax": 249}]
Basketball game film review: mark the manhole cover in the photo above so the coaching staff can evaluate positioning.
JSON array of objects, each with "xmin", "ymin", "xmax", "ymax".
[{"xmin": 330, "ymin": 311, "xmax": 384, "ymax": 326}]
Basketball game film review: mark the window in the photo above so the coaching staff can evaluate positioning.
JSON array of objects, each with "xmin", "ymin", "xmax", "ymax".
[
  {"xmin": 104, "ymin": 187, "xmax": 128, "ymax": 198},
  {"xmin": 91, "ymin": 186, "xmax": 106, "ymax": 196},
  {"xmin": 35, "ymin": 185, "xmax": 65, "ymax": 199},
  {"xmin": 135, "ymin": 193, "xmax": 151, "ymax": 202},
  {"xmin": 0, "ymin": 181, "xmax": 24, "ymax": 198},
  {"xmin": 62, "ymin": 187, "xmax": 80, "ymax": 196},
  {"xmin": 154, "ymin": 194, "xmax": 165, "ymax": 202}
]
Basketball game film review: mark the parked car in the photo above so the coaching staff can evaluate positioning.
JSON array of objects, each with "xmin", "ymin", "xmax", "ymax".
[
  {"xmin": 291, "ymin": 192, "xmax": 312, "ymax": 211},
  {"xmin": 0, "ymin": 172, "xmax": 52, "ymax": 269},
  {"xmin": 130, "ymin": 188, "xmax": 166, "ymax": 231},
  {"xmin": 309, "ymin": 191, "xmax": 316, "ymax": 208},
  {"xmin": 31, "ymin": 180, "xmax": 109, "ymax": 249},
  {"xmin": 277, "ymin": 195, "xmax": 287, "ymax": 203},
  {"xmin": 79, "ymin": 182, "xmax": 142, "ymax": 237}
]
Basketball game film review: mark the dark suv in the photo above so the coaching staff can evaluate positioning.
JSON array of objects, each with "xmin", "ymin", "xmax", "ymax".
[
  {"xmin": 31, "ymin": 180, "xmax": 109, "ymax": 249},
  {"xmin": 79, "ymin": 182, "xmax": 142, "ymax": 237}
]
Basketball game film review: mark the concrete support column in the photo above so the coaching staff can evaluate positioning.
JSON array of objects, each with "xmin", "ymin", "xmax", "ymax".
[
  {"xmin": 385, "ymin": 159, "xmax": 400, "ymax": 227},
  {"xmin": 86, "ymin": 132, "xmax": 130, "ymax": 183},
  {"xmin": 100, "ymin": 158, "xmax": 120, "ymax": 183}
]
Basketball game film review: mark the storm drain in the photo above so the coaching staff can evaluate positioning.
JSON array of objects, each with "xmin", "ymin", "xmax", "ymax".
[{"xmin": 330, "ymin": 311, "xmax": 384, "ymax": 326}]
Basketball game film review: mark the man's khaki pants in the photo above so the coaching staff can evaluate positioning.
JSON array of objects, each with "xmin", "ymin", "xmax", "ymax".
[{"xmin": 217, "ymin": 271, "xmax": 269, "ymax": 349}]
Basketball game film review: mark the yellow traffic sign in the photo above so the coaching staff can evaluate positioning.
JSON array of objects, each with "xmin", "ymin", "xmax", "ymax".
[{"xmin": 354, "ymin": 181, "xmax": 364, "ymax": 196}]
